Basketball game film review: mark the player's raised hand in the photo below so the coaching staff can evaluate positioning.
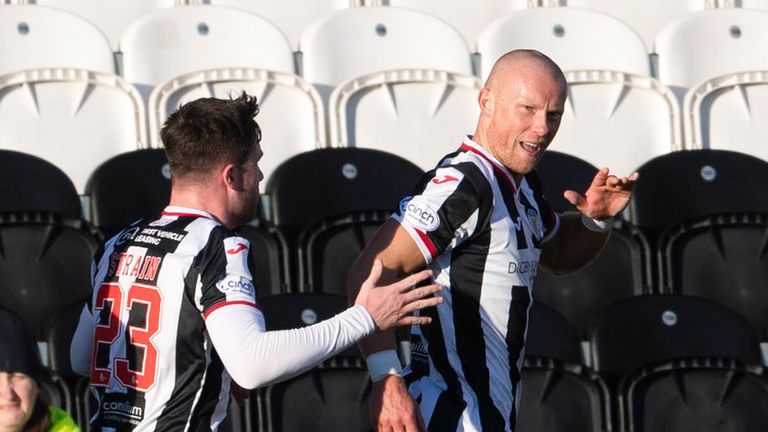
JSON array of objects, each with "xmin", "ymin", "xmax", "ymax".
[
  {"xmin": 355, "ymin": 259, "xmax": 442, "ymax": 331},
  {"xmin": 563, "ymin": 168, "xmax": 639, "ymax": 220}
]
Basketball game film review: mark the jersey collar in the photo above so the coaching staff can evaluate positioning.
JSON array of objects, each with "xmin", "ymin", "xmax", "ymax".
[
  {"xmin": 460, "ymin": 135, "xmax": 525, "ymax": 195},
  {"xmin": 162, "ymin": 206, "xmax": 217, "ymax": 221}
]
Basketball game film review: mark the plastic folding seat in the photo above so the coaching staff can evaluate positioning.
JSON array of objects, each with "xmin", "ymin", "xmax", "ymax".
[
  {"xmin": 31, "ymin": 0, "xmax": 178, "ymax": 50},
  {"xmin": 298, "ymin": 210, "xmax": 390, "ymax": 295},
  {"xmin": 0, "ymin": 5, "xmax": 114, "ymax": 75},
  {"xmin": 0, "ymin": 69, "xmax": 147, "ymax": 193},
  {"xmin": 552, "ymin": 70, "xmax": 682, "ymax": 177},
  {"xmin": 683, "ymin": 70, "xmax": 768, "ymax": 161},
  {"xmin": 534, "ymin": 220, "xmax": 652, "ymax": 338},
  {"xmin": 561, "ymin": 0, "xmax": 711, "ymax": 52},
  {"xmin": 201, "ymin": 0, "xmax": 356, "ymax": 50},
  {"xmin": 628, "ymin": 149, "xmax": 768, "ymax": 239},
  {"xmin": 299, "ymin": 6, "xmax": 473, "ymax": 102},
  {"xmin": 589, "ymin": 294, "xmax": 764, "ymax": 431},
  {"xmin": 119, "ymin": 5, "xmax": 294, "ymax": 99},
  {"xmin": 654, "ymin": 8, "xmax": 768, "ymax": 103},
  {"xmin": 368, "ymin": 0, "xmax": 530, "ymax": 50},
  {"xmin": 534, "ymin": 150, "xmax": 599, "ymax": 214},
  {"xmin": 266, "ymin": 148, "xmax": 424, "ymax": 240},
  {"xmin": 148, "ymin": 68, "xmax": 326, "ymax": 188},
  {"xmin": 0, "ymin": 213, "xmax": 100, "ymax": 338},
  {"xmin": 236, "ymin": 219, "xmax": 291, "ymax": 297},
  {"xmin": 658, "ymin": 213, "xmax": 768, "ymax": 339},
  {"xmin": 328, "ymin": 69, "xmax": 480, "ymax": 171},
  {"xmin": 518, "ymin": 302, "xmax": 609, "ymax": 432},
  {"xmin": 86, "ymin": 148, "xmax": 170, "ymax": 237},
  {"xmin": 0, "ymin": 149, "xmax": 81, "ymax": 217},
  {"xmin": 476, "ymin": 7, "xmax": 650, "ymax": 81}
]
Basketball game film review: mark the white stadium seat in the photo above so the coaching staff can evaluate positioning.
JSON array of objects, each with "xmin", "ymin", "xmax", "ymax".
[
  {"xmin": 299, "ymin": 6, "xmax": 473, "ymax": 102},
  {"xmin": 201, "ymin": 0, "xmax": 358, "ymax": 50},
  {"xmin": 148, "ymin": 68, "xmax": 325, "ymax": 189},
  {"xmin": 654, "ymin": 8, "xmax": 768, "ymax": 103},
  {"xmin": 0, "ymin": 5, "xmax": 114, "ymax": 75},
  {"xmin": 552, "ymin": 70, "xmax": 682, "ymax": 176},
  {"xmin": 0, "ymin": 68, "xmax": 147, "ymax": 192},
  {"xmin": 476, "ymin": 7, "xmax": 650, "ymax": 81},
  {"xmin": 683, "ymin": 70, "xmax": 768, "ymax": 161},
  {"xmin": 119, "ymin": 5, "xmax": 294, "ymax": 100},
  {"xmin": 28, "ymin": 0, "xmax": 178, "ymax": 50},
  {"xmin": 368, "ymin": 0, "xmax": 531, "ymax": 50},
  {"xmin": 560, "ymin": 0, "xmax": 713, "ymax": 52},
  {"xmin": 329, "ymin": 69, "xmax": 480, "ymax": 170}
]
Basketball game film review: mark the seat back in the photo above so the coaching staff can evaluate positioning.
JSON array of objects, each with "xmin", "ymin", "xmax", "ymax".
[
  {"xmin": 534, "ymin": 150, "xmax": 599, "ymax": 214},
  {"xmin": 0, "ymin": 149, "xmax": 80, "ymax": 217},
  {"xmin": 329, "ymin": 69, "xmax": 480, "ymax": 171},
  {"xmin": 119, "ymin": 5, "xmax": 294, "ymax": 98},
  {"xmin": 148, "ymin": 68, "xmax": 325, "ymax": 188},
  {"xmin": 86, "ymin": 149, "xmax": 170, "ymax": 237},
  {"xmin": 0, "ymin": 5, "xmax": 114, "ymax": 75},
  {"xmin": 476, "ymin": 7, "xmax": 650, "ymax": 81},
  {"xmin": 0, "ymin": 69, "xmax": 147, "ymax": 193}
]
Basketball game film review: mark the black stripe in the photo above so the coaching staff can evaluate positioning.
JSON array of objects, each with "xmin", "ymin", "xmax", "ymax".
[
  {"xmin": 422, "ymin": 305, "xmax": 465, "ymax": 431},
  {"xmin": 494, "ymin": 171, "xmax": 529, "ymax": 250},
  {"xmin": 506, "ymin": 285, "xmax": 531, "ymax": 428}
]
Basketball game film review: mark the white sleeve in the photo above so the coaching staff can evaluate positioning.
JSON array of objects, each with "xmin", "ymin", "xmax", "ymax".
[
  {"xmin": 206, "ymin": 303, "xmax": 375, "ymax": 389},
  {"xmin": 70, "ymin": 304, "xmax": 94, "ymax": 377}
]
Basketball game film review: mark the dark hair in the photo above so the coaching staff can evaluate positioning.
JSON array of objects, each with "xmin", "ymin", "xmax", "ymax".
[
  {"xmin": 23, "ymin": 395, "xmax": 51, "ymax": 432},
  {"xmin": 160, "ymin": 92, "xmax": 261, "ymax": 180}
]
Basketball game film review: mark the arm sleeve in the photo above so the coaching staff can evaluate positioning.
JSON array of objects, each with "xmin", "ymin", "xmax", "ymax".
[
  {"xmin": 205, "ymin": 303, "xmax": 375, "ymax": 389},
  {"xmin": 70, "ymin": 304, "xmax": 94, "ymax": 377}
]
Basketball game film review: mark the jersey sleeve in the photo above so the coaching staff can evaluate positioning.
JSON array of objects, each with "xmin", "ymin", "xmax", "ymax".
[
  {"xmin": 393, "ymin": 165, "xmax": 484, "ymax": 264},
  {"xmin": 198, "ymin": 228, "xmax": 259, "ymax": 318}
]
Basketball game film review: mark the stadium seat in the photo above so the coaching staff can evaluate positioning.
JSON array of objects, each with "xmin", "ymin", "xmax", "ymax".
[
  {"xmin": 0, "ymin": 5, "xmax": 114, "ymax": 75},
  {"xmin": 517, "ymin": 302, "xmax": 609, "ymax": 432},
  {"xmin": 298, "ymin": 210, "xmax": 389, "ymax": 295},
  {"xmin": 299, "ymin": 6, "xmax": 473, "ymax": 102},
  {"xmin": 0, "ymin": 68, "xmax": 148, "ymax": 193},
  {"xmin": 328, "ymin": 69, "xmax": 480, "ymax": 171},
  {"xmin": 534, "ymin": 150, "xmax": 599, "ymax": 214},
  {"xmin": 236, "ymin": 219, "xmax": 291, "ymax": 297},
  {"xmin": 0, "ymin": 149, "xmax": 81, "ymax": 217},
  {"xmin": 369, "ymin": 0, "xmax": 530, "ymax": 50},
  {"xmin": 0, "ymin": 213, "xmax": 100, "ymax": 339},
  {"xmin": 559, "ymin": 0, "xmax": 711, "ymax": 52},
  {"xmin": 654, "ymin": 8, "xmax": 768, "ymax": 103},
  {"xmin": 628, "ymin": 149, "xmax": 768, "ymax": 239},
  {"xmin": 534, "ymin": 220, "xmax": 652, "ymax": 338},
  {"xmin": 28, "ymin": 0, "xmax": 178, "ymax": 50},
  {"xmin": 553, "ymin": 70, "xmax": 681, "ymax": 178},
  {"xmin": 201, "ymin": 0, "xmax": 357, "ymax": 50},
  {"xmin": 683, "ymin": 70, "xmax": 768, "ymax": 162},
  {"xmin": 148, "ymin": 68, "xmax": 326, "ymax": 188},
  {"xmin": 86, "ymin": 149, "xmax": 170, "ymax": 237},
  {"xmin": 658, "ymin": 213, "xmax": 768, "ymax": 340},
  {"xmin": 476, "ymin": 7, "xmax": 650, "ymax": 81},
  {"xmin": 119, "ymin": 5, "xmax": 294, "ymax": 99}
]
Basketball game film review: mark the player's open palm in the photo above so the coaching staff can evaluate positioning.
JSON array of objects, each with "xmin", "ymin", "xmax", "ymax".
[
  {"xmin": 355, "ymin": 259, "xmax": 442, "ymax": 331},
  {"xmin": 564, "ymin": 168, "xmax": 639, "ymax": 219}
]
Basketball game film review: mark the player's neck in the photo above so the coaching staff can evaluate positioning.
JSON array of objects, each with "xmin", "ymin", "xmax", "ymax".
[{"xmin": 169, "ymin": 187, "xmax": 228, "ymax": 227}]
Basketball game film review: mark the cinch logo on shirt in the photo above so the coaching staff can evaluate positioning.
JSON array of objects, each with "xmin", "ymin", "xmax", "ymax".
[
  {"xmin": 401, "ymin": 197, "xmax": 440, "ymax": 232},
  {"xmin": 216, "ymin": 275, "xmax": 255, "ymax": 298}
]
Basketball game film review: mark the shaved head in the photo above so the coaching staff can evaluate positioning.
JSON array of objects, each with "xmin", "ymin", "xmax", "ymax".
[{"xmin": 485, "ymin": 49, "xmax": 567, "ymax": 94}]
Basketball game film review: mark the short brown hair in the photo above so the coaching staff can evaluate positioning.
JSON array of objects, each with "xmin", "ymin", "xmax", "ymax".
[{"xmin": 160, "ymin": 93, "xmax": 261, "ymax": 180}]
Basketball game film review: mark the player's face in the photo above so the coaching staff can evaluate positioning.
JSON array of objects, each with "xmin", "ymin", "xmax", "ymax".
[
  {"xmin": 484, "ymin": 69, "xmax": 566, "ymax": 180},
  {"xmin": 0, "ymin": 372, "xmax": 38, "ymax": 430},
  {"xmin": 231, "ymin": 141, "xmax": 264, "ymax": 226}
]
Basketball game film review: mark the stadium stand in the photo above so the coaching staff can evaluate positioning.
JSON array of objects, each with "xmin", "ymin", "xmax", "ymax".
[
  {"xmin": 119, "ymin": 5, "xmax": 294, "ymax": 100},
  {"xmin": 683, "ymin": 70, "xmax": 768, "ymax": 162},
  {"xmin": 148, "ymin": 68, "xmax": 326, "ymax": 187},
  {"xmin": 533, "ymin": 150, "xmax": 599, "ymax": 214},
  {"xmin": 476, "ymin": 6, "xmax": 651, "ymax": 81},
  {"xmin": 328, "ymin": 69, "xmax": 480, "ymax": 170}
]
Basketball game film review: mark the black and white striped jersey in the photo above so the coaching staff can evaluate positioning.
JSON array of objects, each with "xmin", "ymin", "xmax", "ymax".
[
  {"xmin": 82, "ymin": 206, "xmax": 258, "ymax": 431},
  {"xmin": 395, "ymin": 136, "xmax": 559, "ymax": 432}
]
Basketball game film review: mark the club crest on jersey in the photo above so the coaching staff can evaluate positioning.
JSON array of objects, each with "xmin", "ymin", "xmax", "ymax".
[
  {"xmin": 115, "ymin": 227, "xmax": 140, "ymax": 245},
  {"xmin": 401, "ymin": 196, "xmax": 440, "ymax": 232},
  {"xmin": 216, "ymin": 275, "xmax": 255, "ymax": 299},
  {"xmin": 527, "ymin": 208, "xmax": 543, "ymax": 240}
]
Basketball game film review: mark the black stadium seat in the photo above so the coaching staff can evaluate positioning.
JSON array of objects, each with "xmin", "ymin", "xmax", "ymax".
[
  {"xmin": 86, "ymin": 149, "xmax": 171, "ymax": 238},
  {"xmin": 534, "ymin": 150, "xmax": 599, "ymax": 214},
  {"xmin": 0, "ymin": 149, "xmax": 81, "ymax": 218}
]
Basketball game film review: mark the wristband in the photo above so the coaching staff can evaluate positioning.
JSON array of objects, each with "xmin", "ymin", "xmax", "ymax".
[
  {"xmin": 366, "ymin": 350, "xmax": 403, "ymax": 382},
  {"xmin": 581, "ymin": 214, "xmax": 613, "ymax": 233}
]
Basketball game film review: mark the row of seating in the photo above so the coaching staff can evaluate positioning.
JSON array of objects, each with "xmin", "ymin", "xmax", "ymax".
[{"xmin": 24, "ymin": 292, "xmax": 768, "ymax": 431}]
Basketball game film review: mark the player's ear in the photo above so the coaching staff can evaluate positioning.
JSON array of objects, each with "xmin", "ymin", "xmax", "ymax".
[
  {"xmin": 478, "ymin": 87, "xmax": 494, "ymax": 114},
  {"xmin": 221, "ymin": 164, "xmax": 243, "ymax": 191}
]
